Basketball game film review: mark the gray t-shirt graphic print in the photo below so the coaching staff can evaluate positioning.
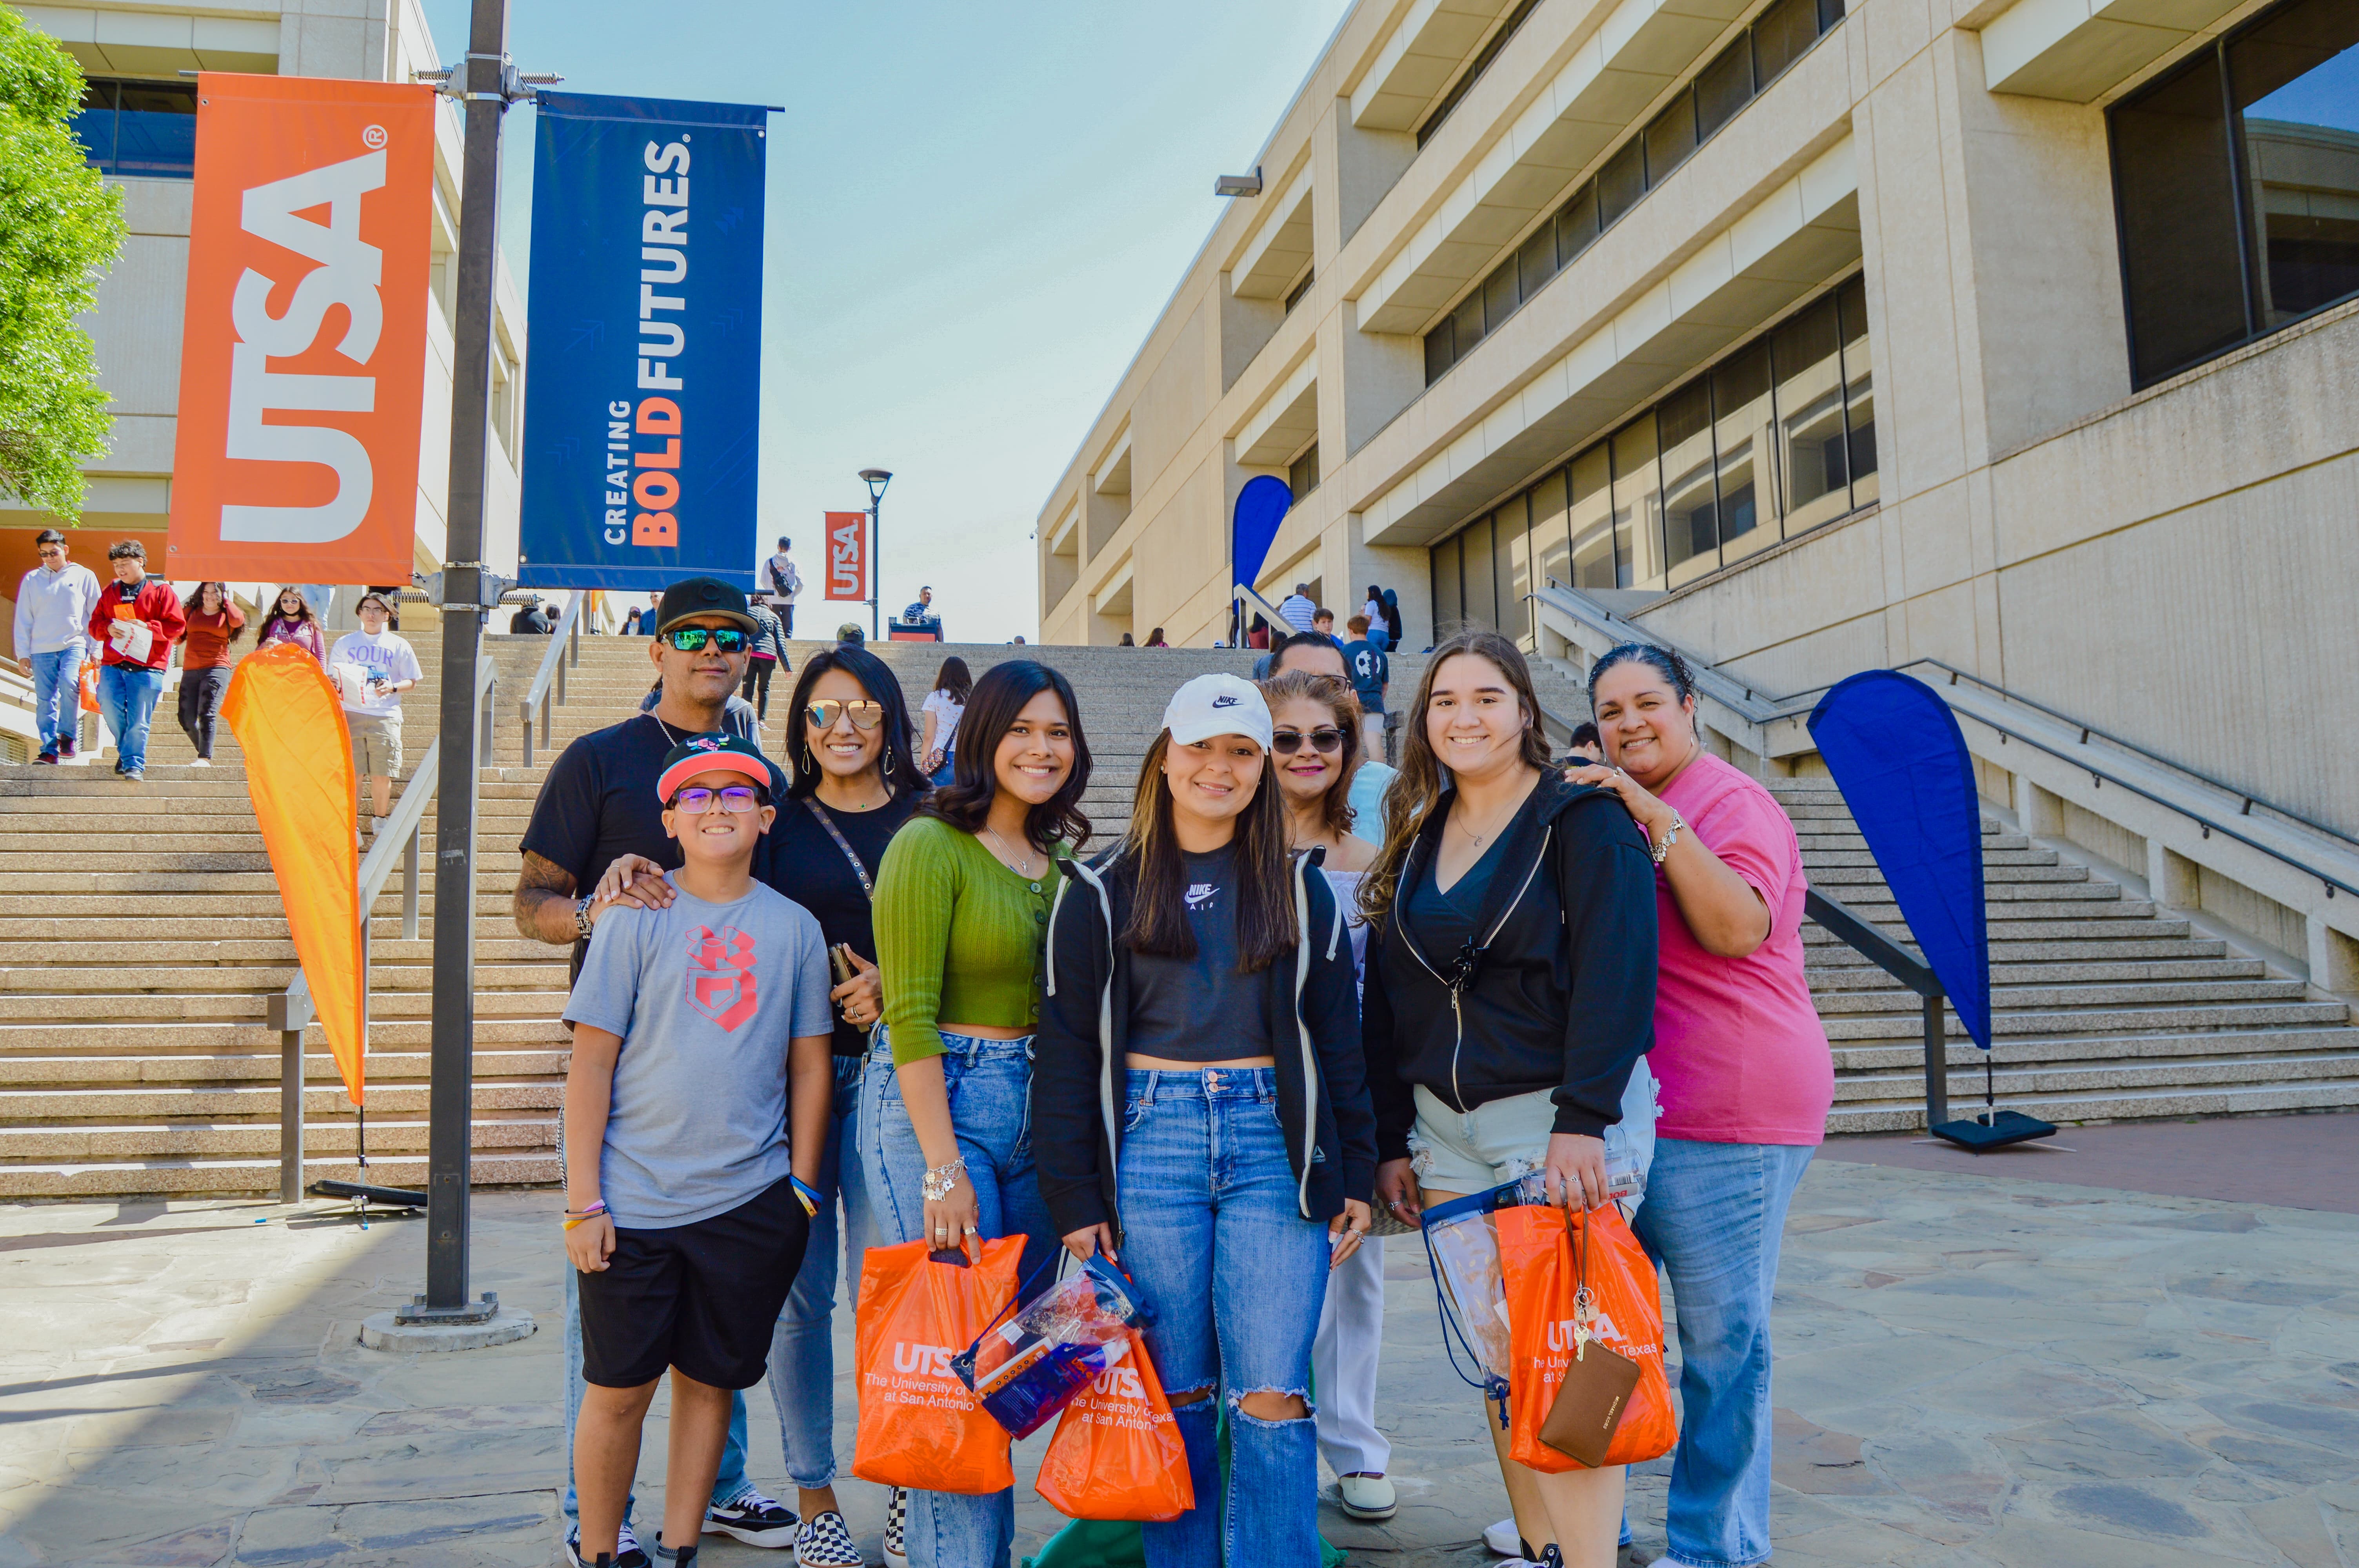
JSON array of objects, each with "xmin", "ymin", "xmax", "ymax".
[{"xmin": 564, "ymin": 875, "xmax": 834, "ymax": 1227}]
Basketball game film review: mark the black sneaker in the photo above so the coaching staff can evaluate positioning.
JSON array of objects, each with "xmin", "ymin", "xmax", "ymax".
[
  {"xmin": 58, "ymin": 736, "xmax": 76, "ymax": 759},
  {"xmin": 34, "ymin": 749, "xmax": 57, "ymax": 765},
  {"xmin": 566, "ymin": 1520, "xmax": 651, "ymax": 1568},
  {"xmin": 703, "ymin": 1487, "xmax": 798, "ymax": 1548}
]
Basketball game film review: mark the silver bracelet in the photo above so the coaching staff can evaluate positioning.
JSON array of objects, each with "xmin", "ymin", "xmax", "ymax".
[{"xmin": 921, "ymin": 1157, "xmax": 967, "ymax": 1203}]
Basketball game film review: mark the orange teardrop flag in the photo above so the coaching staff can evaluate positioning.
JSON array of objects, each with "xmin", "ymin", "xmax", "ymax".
[{"xmin": 221, "ymin": 644, "xmax": 366, "ymax": 1105}]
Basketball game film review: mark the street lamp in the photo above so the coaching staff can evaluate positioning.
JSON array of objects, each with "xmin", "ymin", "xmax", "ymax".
[{"xmin": 860, "ymin": 468, "xmax": 891, "ymax": 639}]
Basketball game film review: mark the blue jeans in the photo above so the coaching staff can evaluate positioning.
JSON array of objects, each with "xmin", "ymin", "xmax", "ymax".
[
  {"xmin": 1118, "ymin": 1067, "xmax": 1330, "ymax": 1568},
  {"xmin": 929, "ymin": 750, "xmax": 954, "ymax": 788},
  {"xmin": 739, "ymin": 1051, "xmax": 873, "ymax": 1491},
  {"xmin": 97, "ymin": 663, "xmax": 164, "ymax": 772},
  {"xmin": 29, "ymin": 647, "xmax": 82, "ymax": 750},
  {"xmin": 860, "ymin": 1027, "xmax": 1056, "ymax": 1568},
  {"xmin": 1630, "ymin": 1139, "xmax": 1816, "ymax": 1568}
]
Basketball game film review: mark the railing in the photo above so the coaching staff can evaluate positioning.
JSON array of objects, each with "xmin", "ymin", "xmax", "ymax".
[
  {"xmin": 1805, "ymin": 888, "xmax": 1948, "ymax": 1127},
  {"xmin": 517, "ymin": 589, "xmax": 585, "ymax": 768},
  {"xmin": 267, "ymin": 657, "xmax": 497, "ymax": 1202}
]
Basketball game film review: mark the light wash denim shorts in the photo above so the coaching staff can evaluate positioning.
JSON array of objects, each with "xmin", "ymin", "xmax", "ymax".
[{"xmin": 1407, "ymin": 1056, "xmax": 1658, "ymax": 1203}]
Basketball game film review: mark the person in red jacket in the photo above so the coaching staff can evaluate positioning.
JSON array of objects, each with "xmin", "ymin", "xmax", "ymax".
[{"xmin": 86, "ymin": 540, "xmax": 185, "ymax": 782}]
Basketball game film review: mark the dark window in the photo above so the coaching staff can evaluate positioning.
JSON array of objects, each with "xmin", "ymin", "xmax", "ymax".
[
  {"xmin": 1643, "ymin": 92, "xmax": 1699, "ymax": 185},
  {"xmin": 1433, "ymin": 533, "xmax": 1463, "ymax": 632},
  {"xmin": 1484, "ymin": 262, "xmax": 1519, "ymax": 334},
  {"xmin": 71, "ymin": 78, "xmax": 197, "ymax": 178},
  {"xmin": 2110, "ymin": 0, "xmax": 2359, "ymax": 385},
  {"xmin": 1658, "ymin": 379, "xmax": 1719, "ymax": 582},
  {"xmin": 1497, "ymin": 492, "xmax": 1532, "ymax": 642},
  {"xmin": 1837, "ymin": 276, "xmax": 1877, "ymax": 505},
  {"xmin": 1519, "ymin": 222, "xmax": 1559, "ymax": 301},
  {"xmin": 1453, "ymin": 290, "xmax": 1487, "ymax": 359},
  {"xmin": 1284, "ymin": 269, "xmax": 1315, "ymax": 315},
  {"xmin": 1697, "ymin": 38, "xmax": 1756, "ymax": 140},
  {"xmin": 1557, "ymin": 181, "xmax": 1599, "ymax": 267},
  {"xmin": 1598, "ymin": 138, "xmax": 1647, "ymax": 227},
  {"xmin": 1752, "ymin": 0, "xmax": 1821, "ymax": 85},
  {"xmin": 1418, "ymin": 0, "xmax": 1546, "ymax": 147},
  {"xmin": 1289, "ymin": 442, "xmax": 1321, "ymax": 498},
  {"xmin": 1461, "ymin": 512, "xmax": 1498, "ymax": 629},
  {"xmin": 1425, "ymin": 318, "xmax": 1456, "ymax": 383},
  {"xmin": 1712, "ymin": 339, "xmax": 1775, "ymax": 550},
  {"xmin": 1568, "ymin": 446, "xmax": 1616, "ymax": 590}
]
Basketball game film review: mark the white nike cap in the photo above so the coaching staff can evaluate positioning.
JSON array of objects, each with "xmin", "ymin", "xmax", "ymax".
[{"xmin": 1161, "ymin": 672, "xmax": 1273, "ymax": 750}]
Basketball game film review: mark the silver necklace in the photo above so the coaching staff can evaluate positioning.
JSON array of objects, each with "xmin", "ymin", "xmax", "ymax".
[
  {"xmin": 1456, "ymin": 794, "xmax": 1520, "ymax": 847},
  {"xmin": 984, "ymin": 825, "xmax": 1041, "ymax": 879}
]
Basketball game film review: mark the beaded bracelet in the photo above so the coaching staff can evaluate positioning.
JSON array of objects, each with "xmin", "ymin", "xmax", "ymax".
[{"xmin": 563, "ymin": 1200, "xmax": 607, "ymax": 1231}]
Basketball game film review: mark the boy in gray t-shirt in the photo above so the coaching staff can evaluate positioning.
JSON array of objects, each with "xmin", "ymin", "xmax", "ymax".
[{"xmin": 561, "ymin": 733, "xmax": 835, "ymax": 1568}]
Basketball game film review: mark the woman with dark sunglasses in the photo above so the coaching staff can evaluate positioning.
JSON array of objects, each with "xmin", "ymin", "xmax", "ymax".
[{"xmin": 589, "ymin": 642, "xmax": 925, "ymax": 1566}]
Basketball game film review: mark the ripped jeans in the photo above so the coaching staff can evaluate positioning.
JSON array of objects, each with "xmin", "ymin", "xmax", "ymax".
[{"xmin": 1116, "ymin": 1067, "xmax": 1330, "ymax": 1568}]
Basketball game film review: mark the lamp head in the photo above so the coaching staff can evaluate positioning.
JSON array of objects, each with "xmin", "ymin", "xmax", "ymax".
[{"xmin": 860, "ymin": 468, "xmax": 892, "ymax": 504}]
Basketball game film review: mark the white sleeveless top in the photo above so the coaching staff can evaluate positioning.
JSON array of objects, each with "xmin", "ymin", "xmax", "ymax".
[{"xmin": 1319, "ymin": 867, "xmax": 1370, "ymax": 991}]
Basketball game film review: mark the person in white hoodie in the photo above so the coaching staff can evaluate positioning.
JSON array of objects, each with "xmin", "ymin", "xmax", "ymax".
[{"xmin": 14, "ymin": 530, "xmax": 101, "ymax": 764}]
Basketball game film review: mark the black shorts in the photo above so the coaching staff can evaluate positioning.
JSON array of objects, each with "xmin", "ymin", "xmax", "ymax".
[{"xmin": 576, "ymin": 1177, "xmax": 809, "ymax": 1390}]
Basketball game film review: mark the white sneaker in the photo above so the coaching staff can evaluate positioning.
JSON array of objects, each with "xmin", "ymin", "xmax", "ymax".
[
  {"xmin": 189, "ymin": 757, "xmax": 211, "ymax": 767},
  {"xmin": 1486, "ymin": 1517, "xmax": 1525, "ymax": 1557},
  {"xmin": 1337, "ymin": 1472, "xmax": 1397, "ymax": 1521}
]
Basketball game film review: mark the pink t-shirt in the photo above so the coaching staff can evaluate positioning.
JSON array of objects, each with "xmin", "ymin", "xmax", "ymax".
[{"xmin": 1648, "ymin": 753, "xmax": 1833, "ymax": 1145}]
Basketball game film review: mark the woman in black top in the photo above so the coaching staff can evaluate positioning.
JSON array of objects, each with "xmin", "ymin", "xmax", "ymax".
[
  {"xmin": 589, "ymin": 641, "xmax": 923, "ymax": 1564},
  {"xmin": 1360, "ymin": 629, "xmax": 1659, "ymax": 1568},
  {"xmin": 1035, "ymin": 672, "xmax": 1373, "ymax": 1568}
]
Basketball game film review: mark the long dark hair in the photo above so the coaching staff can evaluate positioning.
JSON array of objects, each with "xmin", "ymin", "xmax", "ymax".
[
  {"xmin": 782, "ymin": 643, "xmax": 925, "ymax": 800},
  {"xmin": 1360, "ymin": 627, "xmax": 1552, "ymax": 925},
  {"xmin": 195, "ymin": 583, "xmax": 245, "ymax": 641},
  {"xmin": 1119, "ymin": 731, "xmax": 1297, "ymax": 973},
  {"xmin": 269, "ymin": 586, "xmax": 318, "ymax": 626},
  {"xmin": 933, "ymin": 655, "xmax": 972, "ymax": 703},
  {"xmin": 918, "ymin": 659, "xmax": 1091, "ymax": 852}
]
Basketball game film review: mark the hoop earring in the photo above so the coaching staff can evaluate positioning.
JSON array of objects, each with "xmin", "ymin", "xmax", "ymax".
[{"xmin": 883, "ymin": 748, "xmax": 896, "ymax": 780}]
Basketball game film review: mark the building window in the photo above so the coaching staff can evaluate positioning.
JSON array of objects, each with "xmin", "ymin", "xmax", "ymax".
[
  {"xmin": 72, "ymin": 79, "xmax": 198, "ymax": 178},
  {"xmin": 1424, "ymin": 275, "xmax": 1876, "ymax": 630},
  {"xmin": 1422, "ymin": 0, "xmax": 1846, "ymax": 385},
  {"xmin": 1289, "ymin": 441, "xmax": 1320, "ymax": 498},
  {"xmin": 1417, "ymin": 0, "xmax": 1544, "ymax": 149},
  {"xmin": 2110, "ymin": 0, "xmax": 2359, "ymax": 387},
  {"xmin": 1284, "ymin": 269, "xmax": 1315, "ymax": 316}
]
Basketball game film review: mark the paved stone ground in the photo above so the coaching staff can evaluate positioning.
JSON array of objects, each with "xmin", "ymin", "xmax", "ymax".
[{"xmin": 2, "ymin": 1142, "xmax": 2355, "ymax": 1566}]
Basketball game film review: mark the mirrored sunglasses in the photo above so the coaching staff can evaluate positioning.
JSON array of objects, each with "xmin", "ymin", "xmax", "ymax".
[
  {"xmin": 1271, "ymin": 727, "xmax": 1345, "ymax": 756},
  {"xmin": 661, "ymin": 626, "xmax": 749, "ymax": 653},
  {"xmin": 805, "ymin": 698, "xmax": 885, "ymax": 731},
  {"xmin": 669, "ymin": 785, "xmax": 765, "ymax": 815}
]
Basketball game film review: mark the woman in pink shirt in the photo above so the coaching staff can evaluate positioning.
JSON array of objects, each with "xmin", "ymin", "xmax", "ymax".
[{"xmin": 1569, "ymin": 643, "xmax": 1831, "ymax": 1568}]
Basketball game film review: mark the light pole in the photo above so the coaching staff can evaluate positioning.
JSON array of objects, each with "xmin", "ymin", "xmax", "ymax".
[{"xmin": 860, "ymin": 467, "xmax": 891, "ymax": 639}]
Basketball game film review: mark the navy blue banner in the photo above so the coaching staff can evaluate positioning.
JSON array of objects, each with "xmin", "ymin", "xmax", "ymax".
[{"xmin": 517, "ymin": 92, "xmax": 769, "ymax": 590}]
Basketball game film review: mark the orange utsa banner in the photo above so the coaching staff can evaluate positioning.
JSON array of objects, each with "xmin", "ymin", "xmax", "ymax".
[
  {"xmin": 167, "ymin": 74, "xmax": 435, "ymax": 584},
  {"xmin": 824, "ymin": 510, "xmax": 867, "ymax": 601},
  {"xmin": 220, "ymin": 644, "xmax": 366, "ymax": 1105}
]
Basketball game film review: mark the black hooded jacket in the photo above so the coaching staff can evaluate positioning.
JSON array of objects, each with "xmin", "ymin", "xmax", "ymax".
[
  {"xmin": 1362, "ymin": 771, "xmax": 1658, "ymax": 1162},
  {"xmin": 1031, "ymin": 843, "xmax": 1378, "ymax": 1245}
]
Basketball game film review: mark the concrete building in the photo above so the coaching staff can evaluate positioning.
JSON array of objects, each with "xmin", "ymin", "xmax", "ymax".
[
  {"xmin": 5, "ymin": 0, "xmax": 526, "ymax": 594},
  {"xmin": 1034, "ymin": 0, "xmax": 2359, "ymax": 850}
]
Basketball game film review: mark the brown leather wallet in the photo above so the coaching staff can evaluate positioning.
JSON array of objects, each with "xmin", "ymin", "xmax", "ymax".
[{"xmin": 1537, "ymin": 1210, "xmax": 1641, "ymax": 1468}]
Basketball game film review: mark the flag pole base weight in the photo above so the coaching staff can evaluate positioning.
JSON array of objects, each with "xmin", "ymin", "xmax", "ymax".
[
  {"xmin": 1928, "ymin": 1111, "xmax": 2058, "ymax": 1151},
  {"xmin": 392, "ymin": 1289, "xmax": 503, "ymax": 1327},
  {"xmin": 311, "ymin": 1179, "xmax": 427, "ymax": 1209}
]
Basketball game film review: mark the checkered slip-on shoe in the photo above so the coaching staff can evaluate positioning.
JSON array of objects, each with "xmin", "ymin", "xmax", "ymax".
[
  {"xmin": 881, "ymin": 1488, "xmax": 908, "ymax": 1566},
  {"xmin": 793, "ymin": 1508, "xmax": 862, "ymax": 1566}
]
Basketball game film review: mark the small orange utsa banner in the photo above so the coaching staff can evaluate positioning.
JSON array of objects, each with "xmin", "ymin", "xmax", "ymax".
[
  {"xmin": 824, "ymin": 510, "xmax": 867, "ymax": 601},
  {"xmin": 167, "ymin": 75, "xmax": 435, "ymax": 584}
]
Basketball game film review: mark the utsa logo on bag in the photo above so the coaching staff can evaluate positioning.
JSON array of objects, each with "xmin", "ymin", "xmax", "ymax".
[
  {"xmin": 684, "ymin": 925, "xmax": 758, "ymax": 1031},
  {"xmin": 891, "ymin": 1341, "xmax": 960, "ymax": 1380}
]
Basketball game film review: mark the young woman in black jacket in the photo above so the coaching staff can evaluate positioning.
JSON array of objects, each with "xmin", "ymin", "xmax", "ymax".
[
  {"xmin": 1034, "ymin": 672, "xmax": 1374, "ymax": 1568},
  {"xmin": 1362, "ymin": 629, "xmax": 1661, "ymax": 1568}
]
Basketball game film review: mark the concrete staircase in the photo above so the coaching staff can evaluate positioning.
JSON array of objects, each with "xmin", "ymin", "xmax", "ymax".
[
  {"xmin": 1779, "ymin": 782, "xmax": 2359, "ymax": 1131},
  {"xmin": 5, "ymin": 626, "xmax": 2345, "ymax": 1198}
]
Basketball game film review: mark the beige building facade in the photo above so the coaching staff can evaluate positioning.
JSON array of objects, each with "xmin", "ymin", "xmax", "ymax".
[
  {"xmin": 1035, "ymin": 0, "xmax": 2359, "ymax": 841},
  {"xmin": 7, "ymin": 0, "xmax": 526, "ymax": 581}
]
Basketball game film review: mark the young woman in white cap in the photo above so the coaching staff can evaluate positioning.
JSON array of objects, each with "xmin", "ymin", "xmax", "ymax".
[{"xmin": 1033, "ymin": 672, "xmax": 1376, "ymax": 1568}]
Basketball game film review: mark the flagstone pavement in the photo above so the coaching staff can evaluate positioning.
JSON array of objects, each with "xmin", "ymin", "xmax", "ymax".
[{"xmin": 2, "ymin": 1133, "xmax": 2355, "ymax": 1567}]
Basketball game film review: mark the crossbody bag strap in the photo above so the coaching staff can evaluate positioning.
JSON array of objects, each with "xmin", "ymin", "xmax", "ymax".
[{"xmin": 801, "ymin": 798, "xmax": 875, "ymax": 900}]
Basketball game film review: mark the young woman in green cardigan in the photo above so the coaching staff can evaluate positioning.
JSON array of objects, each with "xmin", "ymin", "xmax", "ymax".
[{"xmin": 865, "ymin": 658, "xmax": 1093, "ymax": 1568}]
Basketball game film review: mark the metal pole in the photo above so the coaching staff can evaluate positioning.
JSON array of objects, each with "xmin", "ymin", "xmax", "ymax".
[
  {"xmin": 279, "ymin": 1022, "xmax": 304, "ymax": 1204},
  {"xmin": 1922, "ymin": 993, "xmax": 1949, "ymax": 1129},
  {"xmin": 411, "ymin": 0, "xmax": 508, "ymax": 1323},
  {"xmin": 868, "ymin": 495, "xmax": 881, "ymax": 641}
]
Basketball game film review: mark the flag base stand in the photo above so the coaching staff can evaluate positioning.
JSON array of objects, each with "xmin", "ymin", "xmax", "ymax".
[
  {"xmin": 1929, "ymin": 1110, "xmax": 2059, "ymax": 1151},
  {"xmin": 363, "ymin": 1290, "xmax": 534, "ymax": 1353},
  {"xmin": 309, "ymin": 1179, "xmax": 427, "ymax": 1209},
  {"xmin": 393, "ymin": 1288, "xmax": 503, "ymax": 1327}
]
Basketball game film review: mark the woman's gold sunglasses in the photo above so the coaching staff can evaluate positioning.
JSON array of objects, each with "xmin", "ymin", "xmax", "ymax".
[{"xmin": 805, "ymin": 698, "xmax": 885, "ymax": 731}]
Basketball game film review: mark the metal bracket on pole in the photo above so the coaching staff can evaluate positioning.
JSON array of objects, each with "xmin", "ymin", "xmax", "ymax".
[{"xmin": 422, "ymin": 565, "xmax": 514, "ymax": 609}]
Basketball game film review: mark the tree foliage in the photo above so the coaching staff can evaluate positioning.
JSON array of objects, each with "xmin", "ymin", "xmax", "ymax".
[{"xmin": 0, "ymin": 5, "xmax": 123, "ymax": 520}]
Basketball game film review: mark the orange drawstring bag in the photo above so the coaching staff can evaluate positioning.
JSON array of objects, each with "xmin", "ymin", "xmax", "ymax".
[
  {"xmin": 78, "ymin": 663, "xmax": 99, "ymax": 713},
  {"xmin": 852, "ymin": 1236, "xmax": 1026, "ymax": 1494},
  {"xmin": 1497, "ymin": 1203, "xmax": 1677, "ymax": 1471},
  {"xmin": 1032, "ymin": 1328, "xmax": 1195, "ymax": 1522}
]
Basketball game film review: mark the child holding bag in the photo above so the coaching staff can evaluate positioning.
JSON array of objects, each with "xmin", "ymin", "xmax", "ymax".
[{"xmin": 562, "ymin": 736, "xmax": 837, "ymax": 1568}]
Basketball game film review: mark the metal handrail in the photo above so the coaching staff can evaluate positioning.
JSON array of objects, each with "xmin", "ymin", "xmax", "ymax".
[
  {"xmin": 517, "ymin": 590, "xmax": 585, "ymax": 768},
  {"xmin": 267, "ymin": 655, "xmax": 497, "ymax": 1202},
  {"xmin": 1805, "ymin": 887, "xmax": 1949, "ymax": 1127},
  {"xmin": 1532, "ymin": 579, "xmax": 2359, "ymax": 900}
]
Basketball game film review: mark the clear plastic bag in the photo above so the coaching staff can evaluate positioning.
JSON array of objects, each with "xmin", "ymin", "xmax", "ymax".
[{"xmin": 953, "ymin": 1255, "xmax": 1150, "ymax": 1438}]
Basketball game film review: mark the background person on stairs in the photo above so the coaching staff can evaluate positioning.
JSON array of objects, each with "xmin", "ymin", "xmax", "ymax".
[
  {"xmin": 742, "ymin": 594, "xmax": 789, "ymax": 722},
  {"xmin": 514, "ymin": 575, "xmax": 802, "ymax": 1568},
  {"xmin": 1565, "ymin": 644, "xmax": 1832, "ymax": 1568},
  {"xmin": 86, "ymin": 540, "xmax": 183, "ymax": 783},
  {"xmin": 766, "ymin": 536, "xmax": 801, "ymax": 636},
  {"xmin": 177, "ymin": 583, "xmax": 245, "ymax": 766},
  {"xmin": 1262, "ymin": 632, "xmax": 1398, "ymax": 832},
  {"xmin": 920, "ymin": 656, "xmax": 969, "ymax": 788},
  {"xmin": 256, "ymin": 586, "xmax": 325, "ymax": 662},
  {"xmin": 14, "ymin": 528, "xmax": 99, "ymax": 764},
  {"xmin": 329, "ymin": 593, "xmax": 421, "ymax": 833}
]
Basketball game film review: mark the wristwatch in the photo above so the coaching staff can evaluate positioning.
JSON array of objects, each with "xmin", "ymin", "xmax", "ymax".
[
  {"xmin": 1649, "ymin": 809, "xmax": 1685, "ymax": 866},
  {"xmin": 573, "ymin": 894, "xmax": 596, "ymax": 940}
]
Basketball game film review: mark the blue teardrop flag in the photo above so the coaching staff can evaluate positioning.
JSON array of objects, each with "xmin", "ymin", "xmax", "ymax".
[
  {"xmin": 1807, "ymin": 671, "xmax": 1992, "ymax": 1049},
  {"xmin": 1230, "ymin": 475, "xmax": 1292, "ymax": 598}
]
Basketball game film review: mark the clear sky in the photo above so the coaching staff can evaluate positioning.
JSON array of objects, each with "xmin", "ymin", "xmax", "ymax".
[{"xmin": 418, "ymin": 0, "xmax": 1353, "ymax": 642}]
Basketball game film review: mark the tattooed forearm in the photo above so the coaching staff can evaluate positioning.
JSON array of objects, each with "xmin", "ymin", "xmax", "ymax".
[{"xmin": 514, "ymin": 851, "xmax": 579, "ymax": 944}]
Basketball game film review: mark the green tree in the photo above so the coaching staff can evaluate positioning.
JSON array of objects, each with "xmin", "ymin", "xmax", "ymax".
[{"xmin": 0, "ymin": 5, "xmax": 122, "ymax": 521}]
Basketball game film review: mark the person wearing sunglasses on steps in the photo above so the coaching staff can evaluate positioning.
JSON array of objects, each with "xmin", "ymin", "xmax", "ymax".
[
  {"xmin": 516, "ymin": 577, "xmax": 807, "ymax": 1568},
  {"xmin": 585, "ymin": 642, "xmax": 929, "ymax": 1567}
]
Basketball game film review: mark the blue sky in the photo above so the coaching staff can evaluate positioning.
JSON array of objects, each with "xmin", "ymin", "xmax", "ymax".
[{"xmin": 418, "ymin": 1, "xmax": 1353, "ymax": 641}]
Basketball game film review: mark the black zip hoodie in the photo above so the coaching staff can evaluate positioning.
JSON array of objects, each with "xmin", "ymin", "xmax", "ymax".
[
  {"xmin": 1031, "ymin": 844, "xmax": 1378, "ymax": 1245},
  {"xmin": 1363, "ymin": 771, "xmax": 1657, "ymax": 1162}
]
